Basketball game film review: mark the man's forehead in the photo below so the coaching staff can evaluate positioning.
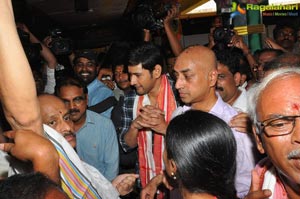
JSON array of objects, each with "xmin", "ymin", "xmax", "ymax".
[
  {"xmin": 279, "ymin": 27, "xmax": 294, "ymax": 32},
  {"xmin": 258, "ymin": 75, "xmax": 300, "ymax": 111},
  {"xmin": 174, "ymin": 58, "xmax": 196, "ymax": 73},
  {"xmin": 75, "ymin": 57, "xmax": 95, "ymax": 63},
  {"xmin": 59, "ymin": 85, "xmax": 84, "ymax": 96},
  {"xmin": 115, "ymin": 65, "xmax": 124, "ymax": 70},
  {"xmin": 44, "ymin": 105, "xmax": 69, "ymax": 120},
  {"xmin": 128, "ymin": 63, "xmax": 143, "ymax": 72},
  {"xmin": 40, "ymin": 95, "xmax": 64, "ymax": 108},
  {"xmin": 42, "ymin": 99, "xmax": 66, "ymax": 111},
  {"xmin": 174, "ymin": 66, "xmax": 191, "ymax": 73}
]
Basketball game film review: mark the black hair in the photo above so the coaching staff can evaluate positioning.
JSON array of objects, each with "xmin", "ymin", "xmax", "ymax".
[
  {"xmin": 239, "ymin": 61, "xmax": 253, "ymax": 81},
  {"xmin": 214, "ymin": 47, "xmax": 242, "ymax": 75},
  {"xmin": 128, "ymin": 42, "xmax": 165, "ymax": 74},
  {"xmin": 165, "ymin": 110, "xmax": 237, "ymax": 199},
  {"xmin": 55, "ymin": 75, "xmax": 88, "ymax": 96},
  {"xmin": 109, "ymin": 42, "xmax": 132, "ymax": 75},
  {"xmin": 72, "ymin": 50, "xmax": 99, "ymax": 67},
  {"xmin": 0, "ymin": 172, "xmax": 66, "ymax": 199}
]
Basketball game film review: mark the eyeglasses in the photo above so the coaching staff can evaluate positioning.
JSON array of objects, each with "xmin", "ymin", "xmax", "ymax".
[
  {"xmin": 278, "ymin": 32, "xmax": 295, "ymax": 38},
  {"xmin": 257, "ymin": 115, "xmax": 300, "ymax": 137}
]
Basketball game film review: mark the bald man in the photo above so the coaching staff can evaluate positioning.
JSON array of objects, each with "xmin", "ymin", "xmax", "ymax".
[
  {"xmin": 38, "ymin": 95, "xmax": 77, "ymax": 148},
  {"xmin": 38, "ymin": 94, "xmax": 138, "ymax": 199},
  {"xmin": 173, "ymin": 45, "xmax": 258, "ymax": 198},
  {"xmin": 142, "ymin": 46, "xmax": 258, "ymax": 199},
  {"xmin": 173, "ymin": 45, "xmax": 218, "ymax": 111}
]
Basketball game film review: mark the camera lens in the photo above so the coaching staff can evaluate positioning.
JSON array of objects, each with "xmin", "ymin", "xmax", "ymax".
[{"xmin": 213, "ymin": 27, "xmax": 226, "ymax": 42}]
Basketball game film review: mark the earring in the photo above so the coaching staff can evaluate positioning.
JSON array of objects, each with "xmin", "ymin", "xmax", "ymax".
[{"xmin": 171, "ymin": 172, "xmax": 177, "ymax": 180}]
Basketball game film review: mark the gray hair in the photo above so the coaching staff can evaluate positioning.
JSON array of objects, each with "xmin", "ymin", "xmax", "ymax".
[{"xmin": 248, "ymin": 67, "xmax": 300, "ymax": 126}]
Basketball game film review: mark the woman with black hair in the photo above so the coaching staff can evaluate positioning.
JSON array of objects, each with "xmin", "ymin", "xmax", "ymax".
[{"xmin": 142, "ymin": 110, "xmax": 238, "ymax": 199}]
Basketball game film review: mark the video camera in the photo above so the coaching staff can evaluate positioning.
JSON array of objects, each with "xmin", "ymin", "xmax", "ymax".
[
  {"xmin": 213, "ymin": 25, "xmax": 235, "ymax": 45},
  {"xmin": 132, "ymin": 1, "xmax": 176, "ymax": 31},
  {"xmin": 212, "ymin": 13, "xmax": 235, "ymax": 50},
  {"xmin": 49, "ymin": 28, "xmax": 73, "ymax": 55}
]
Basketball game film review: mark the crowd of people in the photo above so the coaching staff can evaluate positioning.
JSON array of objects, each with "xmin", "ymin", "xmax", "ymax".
[{"xmin": 0, "ymin": 0, "xmax": 300, "ymax": 199}]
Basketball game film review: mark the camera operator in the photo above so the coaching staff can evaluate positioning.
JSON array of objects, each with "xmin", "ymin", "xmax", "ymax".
[
  {"xmin": 207, "ymin": 16, "xmax": 223, "ymax": 49},
  {"xmin": 133, "ymin": 1, "xmax": 183, "ymax": 58},
  {"xmin": 207, "ymin": 17, "xmax": 258, "ymax": 88},
  {"xmin": 17, "ymin": 23, "xmax": 59, "ymax": 94},
  {"xmin": 163, "ymin": 5, "xmax": 183, "ymax": 57},
  {"xmin": 141, "ymin": 4, "xmax": 183, "ymax": 79}
]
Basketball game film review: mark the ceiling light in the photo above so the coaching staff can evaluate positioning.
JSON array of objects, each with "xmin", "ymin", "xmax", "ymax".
[{"xmin": 186, "ymin": 0, "xmax": 217, "ymax": 14}]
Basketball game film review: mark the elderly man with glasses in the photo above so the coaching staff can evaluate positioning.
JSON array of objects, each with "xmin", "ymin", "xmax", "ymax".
[{"xmin": 248, "ymin": 67, "xmax": 300, "ymax": 199}]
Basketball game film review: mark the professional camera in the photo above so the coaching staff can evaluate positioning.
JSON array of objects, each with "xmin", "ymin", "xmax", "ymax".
[
  {"xmin": 213, "ymin": 26, "xmax": 235, "ymax": 45},
  {"xmin": 17, "ymin": 28, "xmax": 42, "ymax": 66},
  {"xmin": 132, "ymin": 1, "xmax": 174, "ymax": 31},
  {"xmin": 153, "ymin": 3, "xmax": 173, "ymax": 21},
  {"xmin": 49, "ymin": 28, "xmax": 73, "ymax": 55}
]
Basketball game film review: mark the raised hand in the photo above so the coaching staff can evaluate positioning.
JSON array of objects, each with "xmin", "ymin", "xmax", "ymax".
[
  {"xmin": 163, "ymin": 5, "xmax": 179, "ymax": 25},
  {"xmin": 244, "ymin": 170, "xmax": 272, "ymax": 199}
]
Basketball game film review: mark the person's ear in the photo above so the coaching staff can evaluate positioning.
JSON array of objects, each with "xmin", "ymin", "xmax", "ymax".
[
  {"xmin": 153, "ymin": 64, "xmax": 162, "ymax": 78},
  {"xmin": 170, "ymin": 159, "xmax": 177, "ymax": 174},
  {"xmin": 252, "ymin": 125, "xmax": 265, "ymax": 154},
  {"xmin": 209, "ymin": 70, "xmax": 218, "ymax": 87},
  {"xmin": 234, "ymin": 72, "xmax": 241, "ymax": 87}
]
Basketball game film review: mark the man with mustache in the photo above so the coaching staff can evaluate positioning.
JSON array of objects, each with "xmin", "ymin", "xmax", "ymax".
[
  {"xmin": 38, "ymin": 94, "xmax": 138, "ymax": 198},
  {"xmin": 55, "ymin": 76, "xmax": 119, "ymax": 181},
  {"xmin": 272, "ymin": 24, "xmax": 296, "ymax": 52},
  {"xmin": 0, "ymin": 1, "xmax": 134, "ymax": 197},
  {"xmin": 142, "ymin": 45, "xmax": 259, "ymax": 199},
  {"xmin": 72, "ymin": 50, "xmax": 114, "ymax": 117},
  {"xmin": 215, "ymin": 48, "xmax": 248, "ymax": 112},
  {"xmin": 248, "ymin": 67, "xmax": 300, "ymax": 199},
  {"xmin": 174, "ymin": 45, "xmax": 259, "ymax": 198},
  {"xmin": 142, "ymin": 45, "xmax": 257, "ymax": 199}
]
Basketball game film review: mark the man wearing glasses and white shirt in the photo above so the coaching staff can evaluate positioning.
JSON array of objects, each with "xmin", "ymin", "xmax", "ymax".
[{"xmin": 248, "ymin": 67, "xmax": 300, "ymax": 199}]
